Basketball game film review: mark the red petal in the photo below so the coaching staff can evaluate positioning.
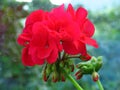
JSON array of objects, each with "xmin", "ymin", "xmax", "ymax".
[
  {"xmin": 51, "ymin": 4, "xmax": 65, "ymax": 14},
  {"xmin": 22, "ymin": 47, "xmax": 35, "ymax": 66},
  {"xmin": 25, "ymin": 10, "xmax": 45, "ymax": 26},
  {"xmin": 17, "ymin": 33, "xmax": 31, "ymax": 46},
  {"xmin": 31, "ymin": 22, "xmax": 48, "ymax": 47},
  {"xmin": 47, "ymin": 47, "xmax": 58, "ymax": 64},
  {"xmin": 63, "ymin": 21, "xmax": 80, "ymax": 41},
  {"xmin": 63, "ymin": 41, "xmax": 79, "ymax": 55},
  {"xmin": 37, "ymin": 47, "xmax": 52, "ymax": 60},
  {"xmin": 67, "ymin": 4, "xmax": 75, "ymax": 18},
  {"xmin": 63, "ymin": 40, "xmax": 87, "ymax": 55},
  {"xmin": 80, "ymin": 36, "xmax": 99, "ymax": 48},
  {"xmin": 29, "ymin": 47, "xmax": 45, "ymax": 65},
  {"xmin": 48, "ymin": 30, "xmax": 63, "ymax": 52},
  {"xmin": 76, "ymin": 7, "xmax": 88, "ymax": 21},
  {"xmin": 46, "ymin": 36, "xmax": 59, "ymax": 64},
  {"xmin": 80, "ymin": 53, "xmax": 91, "ymax": 60},
  {"xmin": 77, "ymin": 41, "xmax": 87, "ymax": 55},
  {"xmin": 83, "ymin": 19, "xmax": 95, "ymax": 37}
]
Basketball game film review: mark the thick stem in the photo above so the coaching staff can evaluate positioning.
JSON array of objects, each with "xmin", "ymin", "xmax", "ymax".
[
  {"xmin": 63, "ymin": 69, "xmax": 83, "ymax": 90},
  {"xmin": 96, "ymin": 79, "xmax": 104, "ymax": 90}
]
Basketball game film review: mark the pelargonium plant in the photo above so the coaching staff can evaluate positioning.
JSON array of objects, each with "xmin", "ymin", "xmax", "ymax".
[{"xmin": 17, "ymin": 4, "xmax": 104, "ymax": 90}]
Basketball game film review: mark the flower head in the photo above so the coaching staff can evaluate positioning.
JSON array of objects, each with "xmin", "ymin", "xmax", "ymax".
[{"xmin": 17, "ymin": 4, "xmax": 98, "ymax": 66}]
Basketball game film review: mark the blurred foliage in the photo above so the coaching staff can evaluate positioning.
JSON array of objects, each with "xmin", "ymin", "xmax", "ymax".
[{"xmin": 0, "ymin": 0, "xmax": 120, "ymax": 90}]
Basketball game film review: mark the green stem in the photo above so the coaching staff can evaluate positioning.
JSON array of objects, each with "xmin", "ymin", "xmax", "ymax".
[
  {"xmin": 66, "ymin": 56, "xmax": 80, "ymax": 59},
  {"xmin": 96, "ymin": 79, "xmax": 104, "ymax": 90},
  {"xmin": 63, "ymin": 69, "xmax": 83, "ymax": 90}
]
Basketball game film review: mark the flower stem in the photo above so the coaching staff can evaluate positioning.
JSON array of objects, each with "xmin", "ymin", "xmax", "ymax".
[
  {"xmin": 66, "ymin": 55, "xmax": 80, "ymax": 59},
  {"xmin": 63, "ymin": 69, "xmax": 83, "ymax": 90},
  {"xmin": 96, "ymin": 79, "xmax": 104, "ymax": 90}
]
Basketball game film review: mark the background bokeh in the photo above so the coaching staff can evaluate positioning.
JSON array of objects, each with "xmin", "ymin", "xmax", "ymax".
[{"xmin": 0, "ymin": 0, "xmax": 120, "ymax": 90}]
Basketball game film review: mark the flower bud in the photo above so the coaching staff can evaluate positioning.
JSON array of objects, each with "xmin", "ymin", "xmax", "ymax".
[
  {"xmin": 52, "ymin": 64, "xmax": 56, "ymax": 71},
  {"xmin": 76, "ymin": 63, "xmax": 84, "ymax": 68},
  {"xmin": 97, "ymin": 56, "xmax": 103, "ymax": 68},
  {"xmin": 46, "ymin": 64, "xmax": 52, "ymax": 75},
  {"xmin": 64, "ymin": 64, "xmax": 71, "ymax": 73},
  {"xmin": 76, "ymin": 73, "xmax": 83, "ymax": 80},
  {"xmin": 80, "ymin": 54, "xmax": 91, "ymax": 61},
  {"xmin": 59, "ymin": 61, "xmax": 64, "ymax": 67},
  {"xmin": 61, "ymin": 73, "xmax": 66, "ymax": 82},
  {"xmin": 52, "ymin": 71, "xmax": 59, "ymax": 83},
  {"xmin": 43, "ymin": 71, "xmax": 48, "ymax": 82},
  {"xmin": 75, "ymin": 70, "xmax": 83, "ymax": 80},
  {"xmin": 92, "ymin": 72, "xmax": 99, "ymax": 82},
  {"xmin": 70, "ymin": 64, "xmax": 74, "ymax": 72}
]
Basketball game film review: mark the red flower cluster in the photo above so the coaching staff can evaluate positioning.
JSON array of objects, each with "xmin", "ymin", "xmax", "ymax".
[{"xmin": 17, "ymin": 4, "xmax": 98, "ymax": 66}]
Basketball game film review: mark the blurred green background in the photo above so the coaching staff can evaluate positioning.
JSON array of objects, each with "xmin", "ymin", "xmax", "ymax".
[{"xmin": 0, "ymin": 0, "xmax": 120, "ymax": 90}]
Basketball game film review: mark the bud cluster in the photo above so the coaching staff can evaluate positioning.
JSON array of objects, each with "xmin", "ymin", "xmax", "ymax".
[
  {"xmin": 42, "ymin": 60, "xmax": 74, "ymax": 82},
  {"xmin": 75, "ymin": 56, "xmax": 102, "ymax": 80}
]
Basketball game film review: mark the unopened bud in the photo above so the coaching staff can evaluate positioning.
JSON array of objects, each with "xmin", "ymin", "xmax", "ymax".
[
  {"xmin": 52, "ymin": 64, "xmax": 56, "ymax": 71},
  {"xmin": 46, "ymin": 65, "xmax": 51, "ymax": 75},
  {"xmin": 43, "ymin": 71, "xmax": 48, "ymax": 82},
  {"xmin": 70, "ymin": 65, "xmax": 74, "ymax": 72},
  {"xmin": 52, "ymin": 72, "xmax": 58, "ymax": 83},
  {"xmin": 61, "ymin": 73, "xmax": 66, "ymax": 82},
  {"xmin": 75, "ymin": 70, "xmax": 83, "ymax": 80},
  {"xmin": 59, "ymin": 61, "xmax": 64, "ymax": 67},
  {"xmin": 64, "ymin": 65, "xmax": 71, "ymax": 73},
  {"xmin": 92, "ymin": 72, "xmax": 99, "ymax": 82},
  {"xmin": 76, "ymin": 63, "xmax": 84, "ymax": 68},
  {"xmin": 75, "ymin": 70, "xmax": 80, "ymax": 76},
  {"xmin": 80, "ymin": 54, "xmax": 91, "ymax": 61},
  {"xmin": 76, "ymin": 73, "xmax": 83, "ymax": 80}
]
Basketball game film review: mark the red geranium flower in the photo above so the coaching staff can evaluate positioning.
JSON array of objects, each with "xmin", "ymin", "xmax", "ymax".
[
  {"xmin": 17, "ymin": 9, "xmax": 62, "ymax": 66},
  {"xmin": 17, "ymin": 4, "xmax": 98, "ymax": 66},
  {"xmin": 63, "ymin": 4, "xmax": 99, "ymax": 60}
]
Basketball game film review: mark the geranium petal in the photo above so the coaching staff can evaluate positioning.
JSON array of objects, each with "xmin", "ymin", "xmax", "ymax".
[
  {"xmin": 63, "ymin": 21, "xmax": 80, "ymax": 41},
  {"xmin": 37, "ymin": 47, "xmax": 52, "ymax": 59},
  {"xmin": 77, "ymin": 41, "xmax": 87, "ymax": 55},
  {"xmin": 47, "ymin": 48, "xmax": 58, "ymax": 64},
  {"xmin": 28, "ymin": 47, "xmax": 45, "ymax": 65},
  {"xmin": 67, "ymin": 4, "xmax": 75, "ymax": 18},
  {"xmin": 83, "ymin": 19, "xmax": 95, "ymax": 37},
  {"xmin": 22, "ymin": 47, "xmax": 35, "ymax": 66},
  {"xmin": 46, "ymin": 36, "xmax": 59, "ymax": 64},
  {"xmin": 25, "ymin": 10, "xmax": 45, "ymax": 26},
  {"xmin": 80, "ymin": 37, "xmax": 99, "ymax": 48},
  {"xmin": 63, "ymin": 40, "xmax": 87, "ymax": 55},
  {"xmin": 76, "ymin": 7, "xmax": 88, "ymax": 21},
  {"xmin": 80, "ymin": 53, "xmax": 91, "ymax": 61},
  {"xmin": 17, "ymin": 33, "xmax": 31, "ymax": 46},
  {"xmin": 51, "ymin": 4, "xmax": 64, "ymax": 14},
  {"xmin": 62, "ymin": 41, "xmax": 79, "ymax": 55},
  {"xmin": 31, "ymin": 22, "xmax": 48, "ymax": 47},
  {"xmin": 36, "ymin": 59, "xmax": 44, "ymax": 65}
]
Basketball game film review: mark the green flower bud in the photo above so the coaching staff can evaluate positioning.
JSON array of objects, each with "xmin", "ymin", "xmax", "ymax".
[
  {"xmin": 60, "ymin": 73, "xmax": 66, "ymax": 82},
  {"xmin": 64, "ymin": 65, "xmax": 71, "ymax": 73},
  {"xmin": 42, "ymin": 70, "xmax": 48, "ymax": 82},
  {"xmin": 75, "ymin": 70, "xmax": 83, "ymax": 80},
  {"xmin": 51, "ymin": 64, "xmax": 56, "ymax": 71},
  {"xmin": 46, "ymin": 64, "xmax": 52, "ymax": 75},
  {"xmin": 76, "ymin": 74, "xmax": 83, "ymax": 80},
  {"xmin": 52, "ymin": 71, "xmax": 59, "ymax": 83},
  {"xmin": 92, "ymin": 72, "xmax": 99, "ymax": 82},
  {"xmin": 70, "ymin": 64, "xmax": 74, "ymax": 72},
  {"xmin": 76, "ymin": 56, "xmax": 103, "ymax": 75},
  {"xmin": 59, "ymin": 61, "xmax": 64, "ymax": 67}
]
